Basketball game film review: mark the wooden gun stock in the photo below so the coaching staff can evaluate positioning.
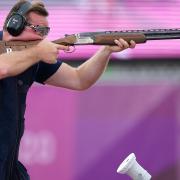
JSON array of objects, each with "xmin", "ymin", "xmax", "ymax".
[{"xmin": 1, "ymin": 28, "xmax": 180, "ymax": 55}]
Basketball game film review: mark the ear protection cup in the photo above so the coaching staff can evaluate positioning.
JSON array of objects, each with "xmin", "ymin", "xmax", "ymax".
[{"xmin": 6, "ymin": 1, "xmax": 32, "ymax": 36}]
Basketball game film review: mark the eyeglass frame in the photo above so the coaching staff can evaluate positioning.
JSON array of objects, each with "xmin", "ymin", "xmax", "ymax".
[{"xmin": 26, "ymin": 22, "xmax": 50, "ymax": 36}]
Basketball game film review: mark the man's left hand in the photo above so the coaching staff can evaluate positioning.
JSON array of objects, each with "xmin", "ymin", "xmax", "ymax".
[{"xmin": 106, "ymin": 38, "xmax": 136, "ymax": 53}]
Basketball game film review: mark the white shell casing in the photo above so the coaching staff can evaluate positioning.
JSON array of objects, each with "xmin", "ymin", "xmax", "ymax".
[{"xmin": 117, "ymin": 153, "xmax": 151, "ymax": 180}]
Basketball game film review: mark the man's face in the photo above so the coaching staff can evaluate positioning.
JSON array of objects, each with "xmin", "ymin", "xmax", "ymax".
[{"xmin": 4, "ymin": 12, "xmax": 49, "ymax": 41}]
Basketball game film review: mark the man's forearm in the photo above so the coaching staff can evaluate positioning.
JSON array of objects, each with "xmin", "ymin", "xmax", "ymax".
[
  {"xmin": 0, "ymin": 47, "xmax": 39, "ymax": 79},
  {"xmin": 76, "ymin": 46, "xmax": 111, "ymax": 89}
]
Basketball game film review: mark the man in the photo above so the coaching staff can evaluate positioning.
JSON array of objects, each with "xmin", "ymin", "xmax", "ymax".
[{"xmin": 0, "ymin": 0, "xmax": 136, "ymax": 179}]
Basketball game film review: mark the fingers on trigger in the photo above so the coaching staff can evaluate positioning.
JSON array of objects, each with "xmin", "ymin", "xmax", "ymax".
[{"xmin": 56, "ymin": 44, "xmax": 69, "ymax": 51}]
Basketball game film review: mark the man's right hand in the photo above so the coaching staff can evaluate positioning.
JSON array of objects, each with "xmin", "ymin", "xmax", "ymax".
[{"xmin": 35, "ymin": 39, "xmax": 70, "ymax": 64}]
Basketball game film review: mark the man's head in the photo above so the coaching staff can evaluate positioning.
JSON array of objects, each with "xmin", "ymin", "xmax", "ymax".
[{"xmin": 3, "ymin": 0, "xmax": 50, "ymax": 41}]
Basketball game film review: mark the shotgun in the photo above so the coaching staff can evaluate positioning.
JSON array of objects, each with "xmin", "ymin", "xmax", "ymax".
[{"xmin": 0, "ymin": 28, "xmax": 180, "ymax": 54}]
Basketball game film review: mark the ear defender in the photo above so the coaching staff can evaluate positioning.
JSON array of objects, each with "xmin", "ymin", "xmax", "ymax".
[{"xmin": 6, "ymin": 1, "xmax": 32, "ymax": 36}]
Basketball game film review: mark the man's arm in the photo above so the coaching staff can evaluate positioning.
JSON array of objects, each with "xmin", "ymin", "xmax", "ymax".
[
  {"xmin": 0, "ymin": 48, "xmax": 40, "ymax": 79},
  {"xmin": 0, "ymin": 40, "xmax": 69, "ymax": 79},
  {"xmin": 45, "ymin": 39, "xmax": 136, "ymax": 90}
]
